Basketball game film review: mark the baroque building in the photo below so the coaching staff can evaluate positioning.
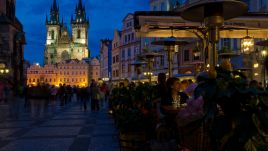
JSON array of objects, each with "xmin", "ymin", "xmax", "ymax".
[
  {"xmin": 111, "ymin": 30, "xmax": 121, "ymax": 81},
  {"xmin": 44, "ymin": 0, "xmax": 89, "ymax": 65},
  {"xmin": 120, "ymin": 14, "xmax": 141, "ymax": 81},
  {"xmin": 27, "ymin": 59, "xmax": 89, "ymax": 87},
  {"xmin": 0, "ymin": 0, "xmax": 26, "ymax": 85}
]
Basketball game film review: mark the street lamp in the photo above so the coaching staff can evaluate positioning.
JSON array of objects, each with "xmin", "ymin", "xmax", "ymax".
[
  {"xmin": 130, "ymin": 60, "xmax": 147, "ymax": 82},
  {"xmin": 241, "ymin": 30, "xmax": 254, "ymax": 54},
  {"xmin": 241, "ymin": 36, "xmax": 254, "ymax": 54},
  {"xmin": 143, "ymin": 72, "xmax": 153, "ymax": 83},
  {"xmin": 141, "ymin": 51, "xmax": 162, "ymax": 84},
  {"xmin": 151, "ymin": 37, "xmax": 188, "ymax": 78},
  {"xmin": 181, "ymin": 0, "xmax": 248, "ymax": 68}
]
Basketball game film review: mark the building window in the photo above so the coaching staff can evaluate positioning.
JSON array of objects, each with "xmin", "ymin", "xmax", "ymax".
[
  {"xmin": 131, "ymin": 33, "xmax": 134, "ymax": 41},
  {"xmin": 184, "ymin": 50, "xmax": 190, "ymax": 61},
  {"xmin": 153, "ymin": 6, "xmax": 157, "ymax": 11},
  {"xmin": 128, "ymin": 34, "xmax": 130, "ymax": 42},
  {"xmin": 122, "ymin": 64, "xmax": 125, "ymax": 73},
  {"xmin": 122, "ymin": 49, "xmax": 125, "ymax": 59},
  {"xmin": 128, "ymin": 64, "xmax": 131, "ymax": 73},
  {"xmin": 125, "ymin": 35, "xmax": 127, "ymax": 43},
  {"xmin": 116, "ymin": 55, "xmax": 119, "ymax": 62},
  {"xmin": 160, "ymin": 56, "xmax": 164, "ymax": 66},
  {"xmin": 145, "ymin": 38, "xmax": 149, "ymax": 46},
  {"xmin": 160, "ymin": 2, "xmax": 165, "ymax": 11},
  {"xmin": 77, "ymin": 29, "xmax": 81, "ymax": 38},
  {"xmin": 222, "ymin": 38, "xmax": 231, "ymax": 50},
  {"xmin": 113, "ymin": 57, "xmax": 115, "ymax": 64},
  {"xmin": 51, "ymin": 30, "xmax": 55, "ymax": 40},
  {"xmin": 128, "ymin": 48, "xmax": 131, "ymax": 57},
  {"xmin": 116, "ymin": 70, "xmax": 119, "ymax": 77}
]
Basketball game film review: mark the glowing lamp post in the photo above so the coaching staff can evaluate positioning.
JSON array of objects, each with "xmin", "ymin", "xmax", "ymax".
[
  {"xmin": 181, "ymin": 0, "xmax": 248, "ymax": 68},
  {"xmin": 241, "ymin": 35, "xmax": 254, "ymax": 54},
  {"xmin": 143, "ymin": 72, "xmax": 153, "ymax": 83},
  {"xmin": 151, "ymin": 38, "xmax": 188, "ymax": 78},
  {"xmin": 130, "ymin": 60, "xmax": 147, "ymax": 82}
]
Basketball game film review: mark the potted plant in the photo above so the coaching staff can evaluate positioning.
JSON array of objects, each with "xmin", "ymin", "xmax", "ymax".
[{"xmin": 110, "ymin": 83, "xmax": 158, "ymax": 151}]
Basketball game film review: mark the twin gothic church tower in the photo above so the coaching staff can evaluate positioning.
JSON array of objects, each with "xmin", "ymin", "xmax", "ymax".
[{"xmin": 45, "ymin": 0, "xmax": 89, "ymax": 64}]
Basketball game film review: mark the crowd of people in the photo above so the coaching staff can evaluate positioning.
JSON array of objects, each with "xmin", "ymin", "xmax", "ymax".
[{"xmin": 0, "ymin": 79, "xmax": 112, "ymax": 120}]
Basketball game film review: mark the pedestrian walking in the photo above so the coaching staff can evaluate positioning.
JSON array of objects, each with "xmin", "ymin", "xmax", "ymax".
[{"xmin": 90, "ymin": 80, "xmax": 100, "ymax": 111}]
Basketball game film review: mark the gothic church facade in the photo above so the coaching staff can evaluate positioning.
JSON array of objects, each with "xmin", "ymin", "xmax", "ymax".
[{"xmin": 45, "ymin": 0, "xmax": 89, "ymax": 65}]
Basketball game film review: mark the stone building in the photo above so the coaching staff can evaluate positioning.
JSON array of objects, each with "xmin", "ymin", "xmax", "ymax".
[
  {"xmin": 27, "ymin": 59, "xmax": 89, "ymax": 87},
  {"xmin": 0, "ymin": 0, "xmax": 26, "ymax": 85},
  {"xmin": 120, "ymin": 13, "xmax": 141, "ymax": 81},
  {"xmin": 100, "ymin": 39, "xmax": 112, "ymax": 80},
  {"xmin": 44, "ymin": 0, "xmax": 89, "ymax": 65},
  {"xmin": 89, "ymin": 57, "xmax": 100, "ymax": 82},
  {"xmin": 111, "ymin": 30, "xmax": 121, "ymax": 81}
]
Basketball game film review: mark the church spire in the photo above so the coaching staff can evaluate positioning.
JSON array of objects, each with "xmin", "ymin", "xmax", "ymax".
[
  {"xmin": 47, "ymin": 0, "xmax": 60, "ymax": 25},
  {"xmin": 52, "ymin": 0, "xmax": 58, "ymax": 12},
  {"xmin": 78, "ymin": 0, "xmax": 83, "ymax": 11},
  {"xmin": 71, "ymin": 0, "xmax": 89, "ymax": 25}
]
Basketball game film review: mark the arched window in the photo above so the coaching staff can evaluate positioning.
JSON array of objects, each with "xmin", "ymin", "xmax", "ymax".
[
  {"xmin": 51, "ymin": 30, "xmax": 55, "ymax": 40},
  {"xmin": 77, "ymin": 29, "xmax": 81, "ymax": 38}
]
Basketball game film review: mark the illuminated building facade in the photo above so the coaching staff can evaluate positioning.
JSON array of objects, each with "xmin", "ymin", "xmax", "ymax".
[
  {"xmin": 27, "ymin": 59, "xmax": 89, "ymax": 87},
  {"xmin": 27, "ymin": 64, "xmax": 57, "ymax": 86},
  {"xmin": 44, "ymin": 0, "xmax": 89, "ymax": 65},
  {"xmin": 90, "ymin": 57, "xmax": 100, "ymax": 82}
]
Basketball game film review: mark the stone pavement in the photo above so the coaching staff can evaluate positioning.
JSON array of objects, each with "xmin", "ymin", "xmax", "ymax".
[{"xmin": 0, "ymin": 100, "xmax": 120, "ymax": 151}]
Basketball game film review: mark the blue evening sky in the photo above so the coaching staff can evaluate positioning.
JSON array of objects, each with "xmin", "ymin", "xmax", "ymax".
[{"xmin": 16, "ymin": 0, "xmax": 149, "ymax": 64}]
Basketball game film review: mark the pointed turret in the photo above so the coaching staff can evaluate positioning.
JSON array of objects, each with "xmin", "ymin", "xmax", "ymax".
[
  {"xmin": 71, "ymin": 0, "xmax": 89, "ymax": 24},
  {"xmin": 78, "ymin": 0, "xmax": 83, "ymax": 11},
  {"xmin": 52, "ymin": 0, "xmax": 58, "ymax": 11},
  {"xmin": 47, "ymin": 0, "xmax": 60, "ymax": 25},
  {"xmin": 71, "ymin": 0, "xmax": 89, "ymax": 46}
]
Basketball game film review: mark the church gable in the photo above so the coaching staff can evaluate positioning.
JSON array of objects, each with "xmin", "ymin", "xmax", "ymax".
[{"xmin": 58, "ymin": 27, "xmax": 71, "ymax": 44}]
